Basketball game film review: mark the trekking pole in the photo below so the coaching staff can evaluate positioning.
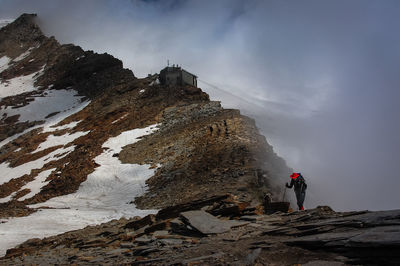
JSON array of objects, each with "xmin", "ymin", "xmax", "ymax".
[{"xmin": 282, "ymin": 186, "xmax": 287, "ymax": 201}]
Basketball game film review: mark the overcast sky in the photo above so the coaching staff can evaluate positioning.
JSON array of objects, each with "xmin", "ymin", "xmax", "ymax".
[{"xmin": 1, "ymin": 0, "xmax": 399, "ymax": 211}]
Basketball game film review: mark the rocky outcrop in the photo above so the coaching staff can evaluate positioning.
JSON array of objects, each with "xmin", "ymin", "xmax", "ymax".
[
  {"xmin": 2, "ymin": 196, "xmax": 399, "ymax": 265},
  {"xmin": 125, "ymin": 100, "xmax": 289, "ymax": 209}
]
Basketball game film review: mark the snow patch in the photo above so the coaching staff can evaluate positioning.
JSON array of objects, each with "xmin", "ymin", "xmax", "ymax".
[
  {"xmin": 111, "ymin": 113, "xmax": 128, "ymax": 124},
  {"xmin": 1, "ymin": 89, "xmax": 85, "ymax": 123},
  {"xmin": 17, "ymin": 168, "xmax": 56, "ymax": 201},
  {"xmin": 41, "ymin": 101, "xmax": 89, "ymax": 133},
  {"xmin": 101, "ymin": 124, "xmax": 158, "ymax": 154},
  {"xmin": 0, "ymin": 98, "xmax": 89, "ymax": 149},
  {"xmin": 13, "ymin": 47, "xmax": 34, "ymax": 62},
  {"xmin": 0, "ymin": 145, "xmax": 75, "ymax": 186},
  {"xmin": 46, "ymin": 120, "xmax": 81, "ymax": 132},
  {"xmin": 149, "ymin": 78, "xmax": 160, "ymax": 86},
  {"xmin": 0, "ymin": 124, "xmax": 160, "ymax": 256},
  {"xmin": 0, "ymin": 192, "xmax": 16, "ymax": 204},
  {"xmin": 0, "ymin": 56, "xmax": 11, "ymax": 73},
  {"xmin": 75, "ymin": 55, "xmax": 85, "ymax": 61},
  {"xmin": 0, "ymin": 66, "xmax": 45, "ymax": 98},
  {"xmin": 32, "ymin": 131, "xmax": 89, "ymax": 153}
]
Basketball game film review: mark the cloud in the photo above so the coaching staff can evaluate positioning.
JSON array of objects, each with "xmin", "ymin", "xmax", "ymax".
[{"xmin": 1, "ymin": 0, "xmax": 399, "ymax": 211}]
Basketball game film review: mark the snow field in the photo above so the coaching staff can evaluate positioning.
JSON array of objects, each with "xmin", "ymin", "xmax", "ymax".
[
  {"xmin": 35, "ymin": 124, "xmax": 160, "ymax": 210},
  {"xmin": 0, "ymin": 124, "xmax": 160, "ymax": 256}
]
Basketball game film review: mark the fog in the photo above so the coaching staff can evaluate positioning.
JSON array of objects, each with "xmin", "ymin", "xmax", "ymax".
[{"xmin": 1, "ymin": 0, "xmax": 399, "ymax": 211}]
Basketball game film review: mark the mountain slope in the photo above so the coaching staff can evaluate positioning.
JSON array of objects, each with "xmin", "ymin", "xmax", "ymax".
[{"xmin": 0, "ymin": 14, "xmax": 290, "ymax": 255}]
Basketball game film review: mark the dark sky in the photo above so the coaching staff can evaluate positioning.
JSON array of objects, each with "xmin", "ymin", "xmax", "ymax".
[{"xmin": 1, "ymin": 0, "xmax": 399, "ymax": 211}]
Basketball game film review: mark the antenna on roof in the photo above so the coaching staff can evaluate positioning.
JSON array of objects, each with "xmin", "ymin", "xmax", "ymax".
[{"xmin": 167, "ymin": 59, "xmax": 169, "ymax": 66}]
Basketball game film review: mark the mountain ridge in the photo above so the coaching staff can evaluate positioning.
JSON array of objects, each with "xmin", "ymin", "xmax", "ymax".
[
  {"xmin": 0, "ymin": 13, "xmax": 290, "ymax": 256},
  {"xmin": 1, "ymin": 13, "xmax": 400, "ymax": 265}
]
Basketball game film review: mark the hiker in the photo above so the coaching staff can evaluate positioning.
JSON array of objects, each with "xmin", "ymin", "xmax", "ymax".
[{"xmin": 286, "ymin": 172, "xmax": 307, "ymax": 210}]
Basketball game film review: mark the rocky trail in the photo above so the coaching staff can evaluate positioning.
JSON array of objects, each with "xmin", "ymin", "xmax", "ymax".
[{"xmin": 2, "ymin": 195, "xmax": 399, "ymax": 265}]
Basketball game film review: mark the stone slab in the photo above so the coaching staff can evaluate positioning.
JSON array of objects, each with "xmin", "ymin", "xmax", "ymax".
[
  {"xmin": 285, "ymin": 231, "xmax": 363, "ymax": 246},
  {"xmin": 180, "ymin": 210, "xmax": 243, "ymax": 234},
  {"xmin": 347, "ymin": 226, "xmax": 400, "ymax": 247}
]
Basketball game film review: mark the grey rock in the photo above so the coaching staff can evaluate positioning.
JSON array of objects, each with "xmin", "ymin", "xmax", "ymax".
[
  {"xmin": 306, "ymin": 209, "xmax": 400, "ymax": 228},
  {"xmin": 347, "ymin": 225, "xmax": 400, "ymax": 247},
  {"xmin": 240, "ymin": 215, "xmax": 261, "ymax": 221},
  {"xmin": 152, "ymin": 230, "xmax": 170, "ymax": 238},
  {"xmin": 258, "ymin": 216, "xmax": 282, "ymax": 223},
  {"xmin": 134, "ymin": 236, "xmax": 153, "ymax": 245},
  {"xmin": 225, "ymin": 219, "xmax": 249, "ymax": 228},
  {"xmin": 285, "ymin": 231, "xmax": 363, "ymax": 246},
  {"xmin": 131, "ymin": 247, "xmax": 160, "ymax": 256},
  {"xmin": 158, "ymin": 238, "xmax": 183, "ymax": 245},
  {"xmin": 106, "ymin": 248, "xmax": 129, "ymax": 257},
  {"xmin": 292, "ymin": 225, "xmax": 337, "ymax": 237},
  {"xmin": 263, "ymin": 226, "xmax": 299, "ymax": 236},
  {"xmin": 180, "ymin": 210, "xmax": 246, "ymax": 234},
  {"xmin": 351, "ymin": 210, "xmax": 400, "ymax": 226},
  {"xmin": 303, "ymin": 260, "xmax": 345, "ymax": 266},
  {"xmin": 181, "ymin": 252, "xmax": 225, "ymax": 263},
  {"xmin": 244, "ymin": 248, "xmax": 261, "ymax": 265},
  {"xmin": 120, "ymin": 242, "xmax": 135, "ymax": 248}
]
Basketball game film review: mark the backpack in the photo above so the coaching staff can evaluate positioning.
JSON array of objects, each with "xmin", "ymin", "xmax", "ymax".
[{"xmin": 295, "ymin": 173, "xmax": 307, "ymax": 192}]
